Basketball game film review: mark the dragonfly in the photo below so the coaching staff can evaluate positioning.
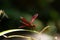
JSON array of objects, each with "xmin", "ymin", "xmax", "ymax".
[{"xmin": 19, "ymin": 13, "xmax": 38, "ymax": 29}]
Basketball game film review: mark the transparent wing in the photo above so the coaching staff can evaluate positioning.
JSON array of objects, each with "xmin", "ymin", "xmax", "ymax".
[
  {"xmin": 19, "ymin": 26, "xmax": 25, "ymax": 28},
  {"xmin": 21, "ymin": 22, "xmax": 30, "ymax": 27},
  {"xmin": 20, "ymin": 17, "xmax": 30, "ymax": 24},
  {"xmin": 30, "ymin": 13, "xmax": 38, "ymax": 24}
]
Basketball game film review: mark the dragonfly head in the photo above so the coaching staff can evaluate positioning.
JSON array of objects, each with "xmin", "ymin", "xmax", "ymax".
[{"xmin": 31, "ymin": 24, "xmax": 36, "ymax": 28}]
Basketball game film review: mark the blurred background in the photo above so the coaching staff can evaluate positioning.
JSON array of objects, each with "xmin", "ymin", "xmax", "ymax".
[{"xmin": 0, "ymin": 0, "xmax": 60, "ymax": 36}]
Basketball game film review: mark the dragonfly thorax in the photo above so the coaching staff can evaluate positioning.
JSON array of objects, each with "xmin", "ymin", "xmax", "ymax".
[{"xmin": 30, "ymin": 24, "xmax": 36, "ymax": 27}]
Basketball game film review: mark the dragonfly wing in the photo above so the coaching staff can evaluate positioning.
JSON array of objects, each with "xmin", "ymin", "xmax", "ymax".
[
  {"xmin": 21, "ymin": 22, "xmax": 30, "ymax": 27},
  {"xmin": 20, "ymin": 17, "xmax": 30, "ymax": 24},
  {"xmin": 19, "ymin": 26, "xmax": 25, "ymax": 28},
  {"xmin": 30, "ymin": 13, "xmax": 38, "ymax": 24}
]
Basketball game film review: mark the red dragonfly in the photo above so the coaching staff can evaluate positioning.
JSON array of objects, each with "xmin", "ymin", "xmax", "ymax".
[{"xmin": 19, "ymin": 13, "xmax": 38, "ymax": 29}]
